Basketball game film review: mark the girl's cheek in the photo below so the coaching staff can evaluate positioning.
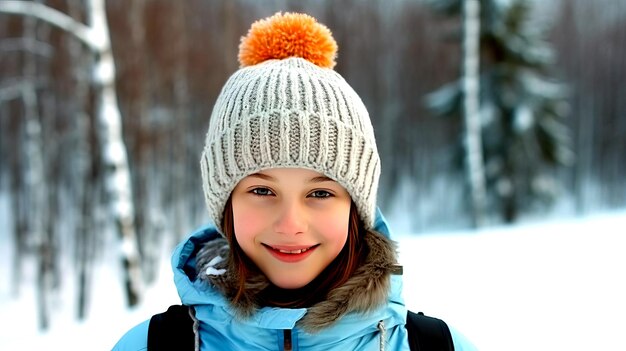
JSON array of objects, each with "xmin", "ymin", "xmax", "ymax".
[
  {"xmin": 233, "ymin": 204, "xmax": 267, "ymax": 239},
  {"xmin": 317, "ymin": 211, "xmax": 350, "ymax": 246}
]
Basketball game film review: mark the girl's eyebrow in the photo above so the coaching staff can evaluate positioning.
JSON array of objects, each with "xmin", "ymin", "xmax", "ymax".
[
  {"xmin": 248, "ymin": 173, "xmax": 275, "ymax": 181},
  {"xmin": 309, "ymin": 176, "xmax": 334, "ymax": 183},
  {"xmin": 247, "ymin": 173, "xmax": 334, "ymax": 184}
]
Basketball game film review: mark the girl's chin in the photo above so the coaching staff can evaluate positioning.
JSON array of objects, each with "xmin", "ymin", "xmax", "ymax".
[
  {"xmin": 269, "ymin": 279, "xmax": 312, "ymax": 290},
  {"xmin": 265, "ymin": 273, "xmax": 317, "ymax": 290}
]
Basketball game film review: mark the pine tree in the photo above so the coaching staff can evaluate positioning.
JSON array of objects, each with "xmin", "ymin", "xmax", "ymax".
[{"xmin": 426, "ymin": 0, "xmax": 574, "ymax": 223}]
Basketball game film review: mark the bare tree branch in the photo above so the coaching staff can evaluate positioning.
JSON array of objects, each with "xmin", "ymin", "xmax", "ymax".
[
  {"xmin": 0, "ymin": 37, "xmax": 53, "ymax": 57},
  {"xmin": 0, "ymin": 0, "xmax": 101, "ymax": 51},
  {"xmin": 0, "ymin": 78, "xmax": 47, "ymax": 101}
]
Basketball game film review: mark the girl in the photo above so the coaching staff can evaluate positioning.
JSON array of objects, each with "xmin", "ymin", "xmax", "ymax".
[{"xmin": 114, "ymin": 12, "xmax": 476, "ymax": 351}]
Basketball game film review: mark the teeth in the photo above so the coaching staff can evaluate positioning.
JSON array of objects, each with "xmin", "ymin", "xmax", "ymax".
[{"xmin": 277, "ymin": 247, "xmax": 309, "ymax": 254}]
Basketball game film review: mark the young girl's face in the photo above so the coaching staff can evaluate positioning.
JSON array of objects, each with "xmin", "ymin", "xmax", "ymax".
[{"xmin": 231, "ymin": 168, "xmax": 352, "ymax": 289}]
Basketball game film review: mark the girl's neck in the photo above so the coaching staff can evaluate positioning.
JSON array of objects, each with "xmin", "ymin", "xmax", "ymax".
[{"xmin": 259, "ymin": 268, "xmax": 331, "ymax": 308}]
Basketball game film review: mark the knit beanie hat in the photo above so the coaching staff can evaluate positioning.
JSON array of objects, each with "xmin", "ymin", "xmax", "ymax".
[{"xmin": 200, "ymin": 12, "xmax": 380, "ymax": 233}]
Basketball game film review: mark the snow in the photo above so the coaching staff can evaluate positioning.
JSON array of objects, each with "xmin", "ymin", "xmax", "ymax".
[
  {"xmin": 397, "ymin": 211, "xmax": 626, "ymax": 351},
  {"xmin": 1, "ymin": 205, "xmax": 625, "ymax": 350}
]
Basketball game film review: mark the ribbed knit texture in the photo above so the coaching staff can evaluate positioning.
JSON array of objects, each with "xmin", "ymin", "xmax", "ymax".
[{"xmin": 201, "ymin": 57, "xmax": 380, "ymax": 232}]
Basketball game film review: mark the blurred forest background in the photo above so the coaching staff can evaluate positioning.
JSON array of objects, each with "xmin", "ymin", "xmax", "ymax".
[{"xmin": 1, "ymin": 0, "xmax": 625, "ymax": 330}]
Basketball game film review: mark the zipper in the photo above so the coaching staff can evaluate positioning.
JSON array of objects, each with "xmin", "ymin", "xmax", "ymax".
[{"xmin": 283, "ymin": 329, "xmax": 292, "ymax": 351}]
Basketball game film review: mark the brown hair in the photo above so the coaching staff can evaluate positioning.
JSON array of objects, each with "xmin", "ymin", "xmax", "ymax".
[{"xmin": 222, "ymin": 197, "xmax": 367, "ymax": 308}]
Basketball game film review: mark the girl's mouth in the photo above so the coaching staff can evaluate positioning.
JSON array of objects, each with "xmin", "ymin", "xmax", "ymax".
[
  {"xmin": 263, "ymin": 244, "xmax": 319, "ymax": 252},
  {"xmin": 262, "ymin": 244, "xmax": 320, "ymax": 262}
]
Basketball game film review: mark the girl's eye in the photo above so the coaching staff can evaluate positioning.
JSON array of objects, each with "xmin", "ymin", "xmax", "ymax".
[
  {"xmin": 251, "ymin": 187, "xmax": 274, "ymax": 196},
  {"xmin": 309, "ymin": 190, "xmax": 332, "ymax": 198}
]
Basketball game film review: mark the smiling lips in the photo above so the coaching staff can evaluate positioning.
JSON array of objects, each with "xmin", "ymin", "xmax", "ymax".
[{"xmin": 263, "ymin": 244, "xmax": 319, "ymax": 263}]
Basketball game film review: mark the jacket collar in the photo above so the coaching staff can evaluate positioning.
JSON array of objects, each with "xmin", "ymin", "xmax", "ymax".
[{"xmin": 171, "ymin": 209, "xmax": 401, "ymax": 333}]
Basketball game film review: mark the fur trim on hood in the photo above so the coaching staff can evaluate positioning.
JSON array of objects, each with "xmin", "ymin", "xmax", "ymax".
[{"xmin": 195, "ymin": 230, "xmax": 398, "ymax": 333}]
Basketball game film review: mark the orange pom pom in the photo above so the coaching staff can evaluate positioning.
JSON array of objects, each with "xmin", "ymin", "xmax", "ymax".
[{"xmin": 238, "ymin": 12, "xmax": 338, "ymax": 69}]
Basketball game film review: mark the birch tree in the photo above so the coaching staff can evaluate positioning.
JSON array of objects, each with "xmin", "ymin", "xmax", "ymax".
[
  {"xmin": 461, "ymin": 0, "xmax": 486, "ymax": 227},
  {"xmin": 426, "ymin": 0, "xmax": 572, "ymax": 223},
  {"xmin": 424, "ymin": 0, "xmax": 486, "ymax": 227},
  {"xmin": 0, "ymin": 0, "xmax": 143, "ymax": 306}
]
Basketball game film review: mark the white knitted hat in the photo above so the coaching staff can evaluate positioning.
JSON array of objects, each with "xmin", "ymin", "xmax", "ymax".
[{"xmin": 200, "ymin": 13, "xmax": 380, "ymax": 232}]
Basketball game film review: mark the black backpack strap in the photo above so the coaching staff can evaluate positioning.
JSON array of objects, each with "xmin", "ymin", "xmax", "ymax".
[
  {"xmin": 148, "ymin": 304, "xmax": 195, "ymax": 351},
  {"xmin": 406, "ymin": 310, "xmax": 455, "ymax": 351}
]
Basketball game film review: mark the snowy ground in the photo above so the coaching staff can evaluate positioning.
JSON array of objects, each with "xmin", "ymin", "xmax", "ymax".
[
  {"xmin": 397, "ymin": 211, "xmax": 626, "ymax": 351},
  {"xmin": 0, "ymin": 208, "xmax": 625, "ymax": 350}
]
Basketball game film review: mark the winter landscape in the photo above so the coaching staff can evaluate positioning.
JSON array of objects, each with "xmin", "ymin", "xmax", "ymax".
[{"xmin": 1, "ymin": 1, "xmax": 625, "ymax": 350}]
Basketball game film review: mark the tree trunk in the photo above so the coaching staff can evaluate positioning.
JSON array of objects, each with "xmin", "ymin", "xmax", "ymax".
[
  {"xmin": 127, "ymin": 0, "xmax": 155, "ymax": 283},
  {"xmin": 462, "ymin": 0, "xmax": 487, "ymax": 227},
  {"xmin": 76, "ymin": 126, "xmax": 97, "ymax": 319},
  {"xmin": 87, "ymin": 0, "xmax": 143, "ymax": 306},
  {"xmin": 76, "ymin": 111, "xmax": 100, "ymax": 319},
  {"xmin": 172, "ymin": 0, "xmax": 191, "ymax": 241},
  {"xmin": 21, "ymin": 4, "xmax": 51, "ymax": 329},
  {"xmin": 66, "ymin": 0, "xmax": 95, "ymax": 319},
  {"xmin": 8, "ymin": 106, "xmax": 28, "ymax": 298}
]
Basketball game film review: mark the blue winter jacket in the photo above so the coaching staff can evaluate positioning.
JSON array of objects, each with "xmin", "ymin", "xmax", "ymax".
[{"xmin": 113, "ymin": 210, "xmax": 477, "ymax": 351}]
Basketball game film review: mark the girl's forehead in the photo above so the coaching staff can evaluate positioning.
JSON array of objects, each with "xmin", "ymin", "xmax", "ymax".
[
  {"xmin": 248, "ymin": 168, "xmax": 331, "ymax": 181},
  {"xmin": 235, "ymin": 168, "xmax": 349, "ymax": 193}
]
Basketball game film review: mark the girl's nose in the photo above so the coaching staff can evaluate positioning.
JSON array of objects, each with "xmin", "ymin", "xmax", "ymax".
[{"xmin": 273, "ymin": 201, "xmax": 308, "ymax": 235}]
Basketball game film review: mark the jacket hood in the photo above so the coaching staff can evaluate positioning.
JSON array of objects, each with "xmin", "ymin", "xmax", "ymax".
[{"xmin": 170, "ymin": 208, "xmax": 407, "ymax": 335}]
